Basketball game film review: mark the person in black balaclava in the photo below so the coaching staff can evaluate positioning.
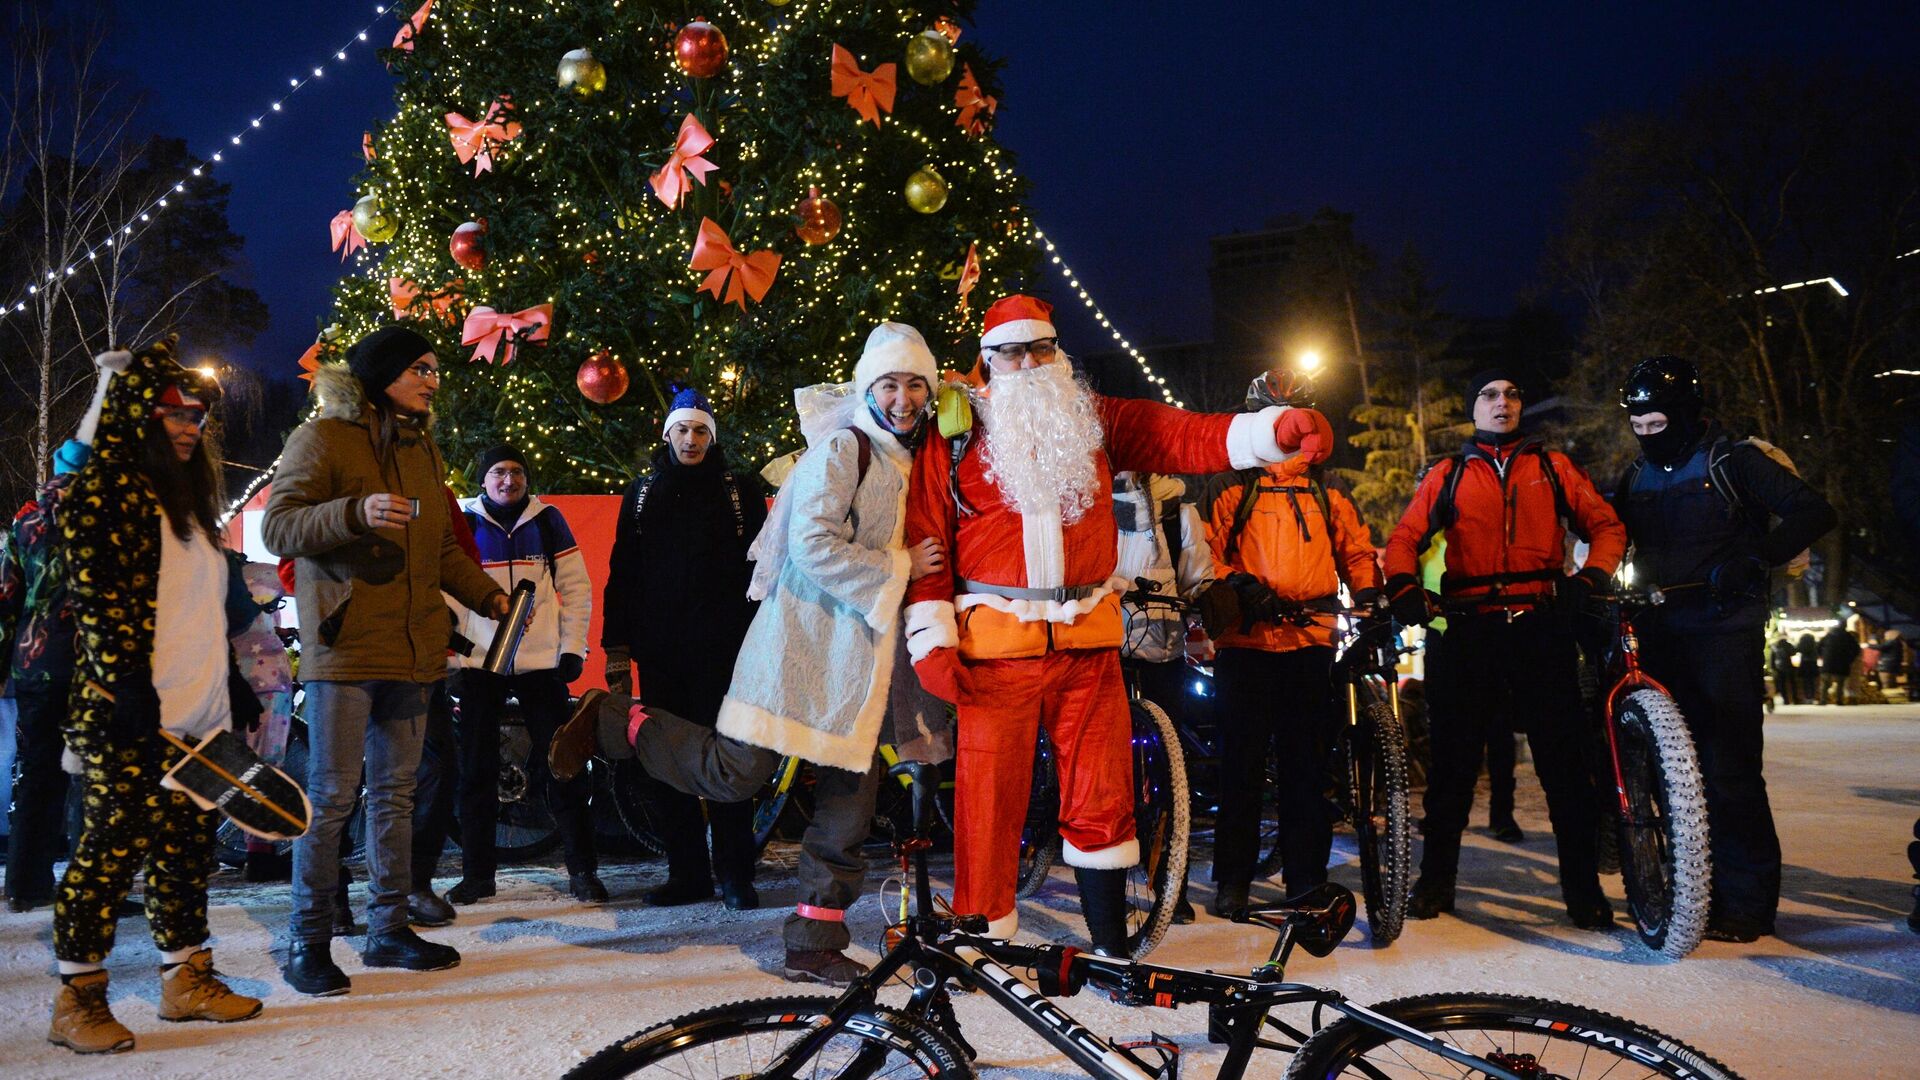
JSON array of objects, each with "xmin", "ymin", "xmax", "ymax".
[{"xmin": 1614, "ymin": 355, "xmax": 1836, "ymax": 942}]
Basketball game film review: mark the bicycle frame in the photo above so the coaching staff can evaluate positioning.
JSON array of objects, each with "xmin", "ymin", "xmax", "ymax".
[{"xmin": 1595, "ymin": 598, "xmax": 1680, "ymax": 820}]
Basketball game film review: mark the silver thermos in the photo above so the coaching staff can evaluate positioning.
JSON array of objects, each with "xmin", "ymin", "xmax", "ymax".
[{"xmin": 482, "ymin": 580, "xmax": 538, "ymax": 675}]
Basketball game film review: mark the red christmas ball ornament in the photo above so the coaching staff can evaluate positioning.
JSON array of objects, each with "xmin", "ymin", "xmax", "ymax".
[
  {"xmin": 794, "ymin": 186, "xmax": 842, "ymax": 245},
  {"xmin": 450, "ymin": 220, "xmax": 488, "ymax": 271},
  {"xmin": 674, "ymin": 19, "xmax": 728, "ymax": 78},
  {"xmin": 576, "ymin": 349, "xmax": 630, "ymax": 404}
]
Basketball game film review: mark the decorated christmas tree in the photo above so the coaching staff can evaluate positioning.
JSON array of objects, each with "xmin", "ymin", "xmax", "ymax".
[{"xmin": 310, "ymin": 0, "xmax": 1035, "ymax": 489}]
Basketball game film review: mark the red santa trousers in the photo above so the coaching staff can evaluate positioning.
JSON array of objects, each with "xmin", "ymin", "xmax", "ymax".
[{"xmin": 954, "ymin": 647, "xmax": 1139, "ymax": 936}]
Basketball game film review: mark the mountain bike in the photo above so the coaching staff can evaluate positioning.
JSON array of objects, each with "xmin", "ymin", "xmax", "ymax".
[
  {"xmin": 1581, "ymin": 587, "xmax": 1711, "ymax": 958},
  {"xmin": 1327, "ymin": 606, "xmax": 1415, "ymax": 946},
  {"xmin": 748, "ymin": 743, "xmax": 957, "ymax": 857},
  {"xmin": 565, "ymin": 759, "xmax": 1744, "ymax": 1080}
]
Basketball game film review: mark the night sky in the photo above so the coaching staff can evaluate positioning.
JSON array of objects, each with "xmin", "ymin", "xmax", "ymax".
[{"xmin": 101, "ymin": 1, "xmax": 1906, "ymax": 377}]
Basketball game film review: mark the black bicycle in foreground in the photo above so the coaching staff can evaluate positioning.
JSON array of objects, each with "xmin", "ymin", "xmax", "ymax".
[{"xmin": 565, "ymin": 760, "xmax": 1741, "ymax": 1080}]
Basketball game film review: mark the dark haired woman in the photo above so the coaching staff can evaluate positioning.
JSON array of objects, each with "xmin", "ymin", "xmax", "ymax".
[
  {"xmin": 262, "ymin": 323, "xmax": 507, "ymax": 996},
  {"xmin": 50, "ymin": 337, "xmax": 262, "ymax": 1054}
]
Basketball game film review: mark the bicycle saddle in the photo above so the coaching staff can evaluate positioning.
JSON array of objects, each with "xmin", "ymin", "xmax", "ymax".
[{"xmin": 1234, "ymin": 882, "xmax": 1358, "ymax": 957}]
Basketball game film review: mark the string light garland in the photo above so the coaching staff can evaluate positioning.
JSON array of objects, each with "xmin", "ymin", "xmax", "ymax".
[
  {"xmin": 1030, "ymin": 224, "xmax": 1184, "ymax": 408},
  {"xmin": 0, "ymin": 2, "xmax": 411, "ymax": 321}
]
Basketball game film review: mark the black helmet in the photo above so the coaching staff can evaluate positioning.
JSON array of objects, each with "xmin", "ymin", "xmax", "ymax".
[
  {"xmin": 1247, "ymin": 367, "xmax": 1316, "ymax": 411},
  {"xmin": 1619, "ymin": 355, "xmax": 1703, "ymax": 415}
]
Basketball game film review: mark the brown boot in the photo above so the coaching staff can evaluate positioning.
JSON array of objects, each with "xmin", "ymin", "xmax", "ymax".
[
  {"xmin": 49, "ymin": 971, "xmax": 135, "ymax": 1054},
  {"xmin": 549, "ymin": 688, "xmax": 608, "ymax": 781},
  {"xmin": 158, "ymin": 949, "xmax": 263, "ymax": 1023}
]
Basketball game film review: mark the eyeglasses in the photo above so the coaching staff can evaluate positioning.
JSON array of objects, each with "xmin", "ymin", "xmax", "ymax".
[
  {"xmin": 406, "ymin": 363, "xmax": 442, "ymax": 382},
  {"xmin": 155, "ymin": 406, "xmax": 209, "ymax": 430},
  {"xmin": 1476, "ymin": 387, "xmax": 1524, "ymax": 402},
  {"xmin": 985, "ymin": 338, "xmax": 1061, "ymax": 365},
  {"xmin": 486, "ymin": 465, "xmax": 526, "ymax": 480}
]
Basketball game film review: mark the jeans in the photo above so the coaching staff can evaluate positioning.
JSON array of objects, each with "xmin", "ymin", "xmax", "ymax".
[
  {"xmin": 7, "ymin": 681, "xmax": 71, "ymax": 904},
  {"xmin": 290, "ymin": 680, "xmax": 428, "ymax": 944}
]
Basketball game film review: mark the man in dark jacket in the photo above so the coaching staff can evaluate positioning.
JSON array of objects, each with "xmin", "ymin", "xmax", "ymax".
[
  {"xmin": 1616, "ymin": 355, "xmax": 1837, "ymax": 942},
  {"xmin": 1818, "ymin": 624, "xmax": 1860, "ymax": 706},
  {"xmin": 1795, "ymin": 631, "xmax": 1820, "ymax": 703},
  {"xmin": 601, "ymin": 389, "xmax": 766, "ymax": 908},
  {"xmin": 1767, "ymin": 636, "xmax": 1799, "ymax": 706}
]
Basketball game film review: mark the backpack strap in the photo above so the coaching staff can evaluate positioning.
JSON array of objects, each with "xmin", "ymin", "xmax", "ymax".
[
  {"xmin": 1222, "ymin": 468, "xmax": 1264, "ymax": 564},
  {"xmin": 1704, "ymin": 436, "xmax": 1762, "ymax": 527},
  {"xmin": 949, "ymin": 427, "xmax": 978, "ymax": 517},
  {"xmin": 533, "ymin": 505, "xmax": 559, "ymax": 581},
  {"xmin": 1419, "ymin": 454, "xmax": 1468, "ymax": 551},
  {"xmin": 1312, "ymin": 479, "xmax": 1352, "ymax": 594},
  {"xmin": 1532, "ymin": 445, "xmax": 1584, "ymax": 543},
  {"xmin": 1156, "ymin": 484, "xmax": 1182, "ymax": 567},
  {"xmin": 720, "ymin": 469, "xmax": 746, "ymax": 539},
  {"xmin": 846, "ymin": 426, "xmax": 872, "ymax": 486},
  {"xmin": 631, "ymin": 474, "xmax": 656, "ymax": 524}
]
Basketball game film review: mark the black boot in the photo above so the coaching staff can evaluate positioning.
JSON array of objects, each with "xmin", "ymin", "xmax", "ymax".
[
  {"xmin": 1406, "ymin": 875, "xmax": 1455, "ymax": 920},
  {"xmin": 283, "ymin": 941, "xmax": 350, "ymax": 996},
  {"xmin": 363, "ymin": 926, "xmax": 461, "ymax": 971},
  {"xmin": 569, "ymin": 872, "xmax": 610, "ymax": 903},
  {"xmin": 1074, "ymin": 867, "xmax": 1129, "ymax": 956}
]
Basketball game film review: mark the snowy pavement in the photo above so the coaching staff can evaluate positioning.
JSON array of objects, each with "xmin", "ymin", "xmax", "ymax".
[{"xmin": 3, "ymin": 703, "xmax": 1917, "ymax": 1079}]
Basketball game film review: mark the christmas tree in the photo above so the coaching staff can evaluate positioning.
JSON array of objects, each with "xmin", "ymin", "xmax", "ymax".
[{"xmin": 311, "ymin": 0, "xmax": 1035, "ymax": 490}]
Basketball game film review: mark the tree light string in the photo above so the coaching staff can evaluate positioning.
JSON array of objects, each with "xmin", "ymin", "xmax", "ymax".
[
  {"xmin": 0, "ymin": 2, "xmax": 411, "ymax": 322},
  {"xmin": 1030, "ymin": 224, "xmax": 1184, "ymax": 408}
]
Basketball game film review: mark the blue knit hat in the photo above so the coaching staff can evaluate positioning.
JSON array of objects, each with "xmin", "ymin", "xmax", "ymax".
[{"xmin": 663, "ymin": 387, "xmax": 717, "ymax": 441}]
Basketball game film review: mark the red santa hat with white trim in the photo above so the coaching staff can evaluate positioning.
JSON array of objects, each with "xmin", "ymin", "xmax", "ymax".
[{"xmin": 979, "ymin": 294, "xmax": 1057, "ymax": 350}]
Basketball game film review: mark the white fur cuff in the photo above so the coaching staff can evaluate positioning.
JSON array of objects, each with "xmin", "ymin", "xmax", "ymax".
[
  {"xmin": 904, "ymin": 600, "xmax": 958, "ymax": 662},
  {"xmin": 1227, "ymin": 405, "xmax": 1291, "ymax": 469},
  {"xmin": 865, "ymin": 547, "xmax": 913, "ymax": 635},
  {"xmin": 1062, "ymin": 836, "xmax": 1141, "ymax": 870},
  {"xmin": 62, "ymin": 747, "xmax": 84, "ymax": 775},
  {"xmin": 985, "ymin": 910, "xmax": 1019, "ymax": 939}
]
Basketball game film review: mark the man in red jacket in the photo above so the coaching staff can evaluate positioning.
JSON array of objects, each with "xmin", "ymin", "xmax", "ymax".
[
  {"xmin": 904, "ymin": 295, "xmax": 1333, "ymax": 952},
  {"xmin": 1383, "ymin": 368, "xmax": 1626, "ymax": 929}
]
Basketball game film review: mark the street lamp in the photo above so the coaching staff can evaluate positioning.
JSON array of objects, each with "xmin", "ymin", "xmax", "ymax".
[{"xmin": 1296, "ymin": 348, "xmax": 1324, "ymax": 374}]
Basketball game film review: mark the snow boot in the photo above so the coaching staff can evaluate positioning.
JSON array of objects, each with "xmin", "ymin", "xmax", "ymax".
[
  {"xmin": 1209, "ymin": 881, "xmax": 1250, "ymax": 919},
  {"xmin": 1075, "ymin": 867, "xmax": 1130, "ymax": 956},
  {"xmin": 363, "ymin": 927, "xmax": 460, "ymax": 971},
  {"xmin": 1406, "ymin": 875, "xmax": 1455, "ymax": 920},
  {"xmin": 48, "ymin": 971, "xmax": 134, "ymax": 1054},
  {"xmin": 283, "ymin": 941, "xmax": 350, "ymax": 997},
  {"xmin": 159, "ymin": 949, "xmax": 263, "ymax": 1023},
  {"xmin": 782, "ymin": 949, "xmax": 867, "ymax": 987}
]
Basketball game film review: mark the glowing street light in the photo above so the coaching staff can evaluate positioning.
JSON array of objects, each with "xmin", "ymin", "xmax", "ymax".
[{"xmin": 1296, "ymin": 348, "xmax": 1324, "ymax": 374}]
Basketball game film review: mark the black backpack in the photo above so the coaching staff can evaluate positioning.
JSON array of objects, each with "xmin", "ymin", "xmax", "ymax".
[
  {"xmin": 1419, "ymin": 444, "xmax": 1580, "ymax": 552},
  {"xmin": 1220, "ymin": 470, "xmax": 1349, "ymax": 593}
]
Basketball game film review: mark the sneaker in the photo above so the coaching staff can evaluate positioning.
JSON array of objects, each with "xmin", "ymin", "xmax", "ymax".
[
  {"xmin": 159, "ymin": 949, "xmax": 263, "ymax": 1023},
  {"xmin": 409, "ymin": 890, "xmax": 456, "ymax": 927},
  {"xmin": 720, "ymin": 880, "xmax": 759, "ymax": 911},
  {"xmin": 1406, "ymin": 875, "xmax": 1455, "ymax": 920},
  {"xmin": 549, "ymin": 688, "xmax": 607, "ymax": 782},
  {"xmin": 1567, "ymin": 896, "xmax": 1616, "ymax": 931},
  {"xmin": 48, "ymin": 971, "xmax": 134, "ymax": 1054},
  {"xmin": 646, "ymin": 877, "xmax": 715, "ymax": 907},
  {"xmin": 447, "ymin": 878, "xmax": 496, "ymax": 906},
  {"xmin": 782, "ymin": 948, "xmax": 867, "ymax": 987},
  {"xmin": 362, "ymin": 927, "xmax": 461, "ymax": 971},
  {"xmin": 1208, "ymin": 882, "xmax": 1249, "ymax": 919},
  {"xmin": 1488, "ymin": 818, "xmax": 1526, "ymax": 844},
  {"xmin": 283, "ymin": 941, "xmax": 350, "ymax": 997},
  {"xmin": 569, "ymin": 872, "xmax": 610, "ymax": 903}
]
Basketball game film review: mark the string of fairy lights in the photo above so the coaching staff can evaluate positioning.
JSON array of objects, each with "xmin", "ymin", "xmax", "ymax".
[{"xmin": 1, "ymin": 2, "xmax": 412, "ymax": 326}]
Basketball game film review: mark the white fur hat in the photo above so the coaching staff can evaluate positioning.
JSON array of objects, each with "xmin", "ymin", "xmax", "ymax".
[{"xmin": 852, "ymin": 322, "xmax": 938, "ymax": 393}]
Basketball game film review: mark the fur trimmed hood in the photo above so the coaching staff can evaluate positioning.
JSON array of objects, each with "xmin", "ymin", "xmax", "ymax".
[{"xmin": 311, "ymin": 361, "xmax": 435, "ymax": 428}]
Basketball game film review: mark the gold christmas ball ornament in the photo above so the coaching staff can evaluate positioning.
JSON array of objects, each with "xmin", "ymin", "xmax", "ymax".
[
  {"xmin": 904, "ymin": 166, "xmax": 949, "ymax": 214},
  {"xmin": 351, "ymin": 194, "xmax": 398, "ymax": 244},
  {"xmin": 904, "ymin": 30, "xmax": 955, "ymax": 86},
  {"xmin": 556, "ymin": 48, "xmax": 608, "ymax": 97}
]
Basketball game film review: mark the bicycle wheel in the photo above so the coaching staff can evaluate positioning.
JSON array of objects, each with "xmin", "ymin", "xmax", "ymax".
[
  {"xmin": 607, "ymin": 758, "xmax": 666, "ymax": 857},
  {"xmin": 1612, "ymin": 689, "xmax": 1711, "ymax": 959},
  {"xmin": 1284, "ymin": 992, "xmax": 1743, "ymax": 1078},
  {"xmin": 1350, "ymin": 700, "xmax": 1412, "ymax": 947},
  {"xmin": 491, "ymin": 714, "xmax": 562, "ymax": 861},
  {"xmin": 564, "ymin": 994, "xmax": 974, "ymax": 1080},
  {"xmin": 1016, "ymin": 732, "xmax": 1060, "ymax": 898},
  {"xmin": 1123, "ymin": 699, "xmax": 1188, "ymax": 959},
  {"xmin": 751, "ymin": 755, "xmax": 802, "ymax": 854}
]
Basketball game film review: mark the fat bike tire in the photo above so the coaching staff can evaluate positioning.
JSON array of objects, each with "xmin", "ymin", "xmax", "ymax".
[
  {"xmin": 1351, "ymin": 701, "xmax": 1413, "ymax": 946},
  {"xmin": 1614, "ymin": 689, "xmax": 1711, "ymax": 959},
  {"xmin": 1122, "ymin": 699, "xmax": 1189, "ymax": 959},
  {"xmin": 564, "ymin": 994, "xmax": 974, "ymax": 1080},
  {"xmin": 1284, "ymin": 992, "xmax": 1744, "ymax": 1079},
  {"xmin": 1015, "ymin": 733, "xmax": 1061, "ymax": 899}
]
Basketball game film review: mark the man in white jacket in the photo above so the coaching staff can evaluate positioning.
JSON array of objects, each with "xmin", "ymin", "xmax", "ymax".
[{"xmin": 447, "ymin": 445, "xmax": 599, "ymax": 903}]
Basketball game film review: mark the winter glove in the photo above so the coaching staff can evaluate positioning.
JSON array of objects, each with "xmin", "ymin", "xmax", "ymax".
[
  {"xmin": 228, "ymin": 666, "xmax": 263, "ymax": 734},
  {"xmin": 913, "ymin": 646, "xmax": 975, "ymax": 706},
  {"xmin": 1385, "ymin": 574, "xmax": 1433, "ymax": 627},
  {"xmin": 1224, "ymin": 572, "xmax": 1284, "ymax": 631},
  {"xmin": 1350, "ymin": 586, "xmax": 1382, "ymax": 612},
  {"xmin": 555, "ymin": 653, "xmax": 585, "ymax": 684},
  {"xmin": 1556, "ymin": 566, "xmax": 1611, "ymax": 633},
  {"xmin": 1194, "ymin": 579, "xmax": 1241, "ymax": 641},
  {"xmin": 108, "ymin": 679, "xmax": 162, "ymax": 740},
  {"xmin": 1273, "ymin": 407, "xmax": 1335, "ymax": 465},
  {"xmin": 603, "ymin": 646, "xmax": 632, "ymax": 697},
  {"xmin": 1708, "ymin": 555, "xmax": 1768, "ymax": 603}
]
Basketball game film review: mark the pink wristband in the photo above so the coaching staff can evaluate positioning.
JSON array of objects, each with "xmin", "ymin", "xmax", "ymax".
[
  {"xmin": 626, "ymin": 705, "xmax": 649, "ymax": 747},
  {"xmin": 796, "ymin": 903, "xmax": 845, "ymax": 922}
]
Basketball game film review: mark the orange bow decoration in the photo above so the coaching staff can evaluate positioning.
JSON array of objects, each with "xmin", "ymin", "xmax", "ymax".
[
  {"xmin": 393, "ymin": 0, "xmax": 432, "ymax": 51},
  {"xmin": 389, "ymin": 277, "xmax": 464, "ymax": 324},
  {"xmin": 296, "ymin": 341, "xmax": 325, "ymax": 383},
  {"xmin": 445, "ymin": 98, "xmax": 521, "ymax": 176},
  {"xmin": 363, "ymin": 131, "xmax": 376, "ymax": 161},
  {"xmin": 462, "ymin": 304, "xmax": 553, "ymax": 366},
  {"xmin": 649, "ymin": 114, "xmax": 719, "ymax": 209},
  {"xmin": 934, "ymin": 17, "xmax": 962, "ymax": 44},
  {"xmin": 957, "ymin": 242, "xmax": 981, "ymax": 314},
  {"xmin": 689, "ymin": 218, "xmax": 780, "ymax": 310},
  {"xmin": 955, "ymin": 65, "xmax": 997, "ymax": 136},
  {"xmin": 830, "ymin": 45, "xmax": 896, "ymax": 128},
  {"xmin": 329, "ymin": 210, "xmax": 365, "ymax": 262}
]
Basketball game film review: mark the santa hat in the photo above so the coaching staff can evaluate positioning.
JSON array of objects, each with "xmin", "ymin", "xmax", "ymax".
[
  {"xmin": 74, "ymin": 349, "xmax": 134, "ymax": 448},
  {"xmin": 852, "ymin": 322, "xmax": 938, "ymax": 393},
  {"xmin": 663, "ymin": 387, "xmax": 717, "ymax": 440},
  {"xmin": 979, "ymin": 294, "xmax": 1057, "ymax": 349}
]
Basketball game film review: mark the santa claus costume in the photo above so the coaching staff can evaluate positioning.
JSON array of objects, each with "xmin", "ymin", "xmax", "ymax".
[{"xmin": 904, "ymin": 295, "xmax": 1331, "ymax": 950}]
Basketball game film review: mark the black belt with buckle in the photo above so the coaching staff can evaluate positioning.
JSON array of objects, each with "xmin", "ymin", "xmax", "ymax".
[{"xmin": 959, "ymin": 579, "xmax": 1103, "ymax": 603}]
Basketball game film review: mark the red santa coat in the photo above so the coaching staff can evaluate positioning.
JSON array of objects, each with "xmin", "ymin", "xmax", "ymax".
[{"xmin": 902, "ymin": 392, "xmax": 1306, "ymax": 935}]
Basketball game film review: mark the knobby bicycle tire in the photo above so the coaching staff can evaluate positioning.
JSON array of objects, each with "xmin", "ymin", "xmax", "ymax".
[
  {"xmin": 749, "ymin": 755, "xmax": 802, "ymax": 855},
  {"xmin": 1124, "ymin": 698, "xmax": 1189, "ymax": 959},
  {"xmin": 1016, "ymin": 732, "xmax": 1061, "ymax": 898},
  {"xmin": 1350, "ymin": 700, "xmax": 1412, "ymax": 946},
  {"xmin": 1613, "ymin": 689, "xmax": 1711, "ymax": 959},
  {"xmin": 564, "ymin": 994, "xmax": 974, "ymax": 1080},
  {"xmin": 1284, "ymin": 992, "xmax": 1743, "ymax": 1079},
  {"xmin": 607, "ymin": 758, "xmax": 667, "ymax": 857}
]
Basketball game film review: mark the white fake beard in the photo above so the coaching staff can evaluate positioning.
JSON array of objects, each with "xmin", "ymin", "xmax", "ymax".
[{"xmin": 978, "ymin": 360, "xmax": 1104, "ymax": 524}]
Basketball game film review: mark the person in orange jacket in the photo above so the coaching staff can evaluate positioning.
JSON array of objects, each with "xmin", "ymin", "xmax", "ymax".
[
  {"xmin": 1382, "ymin": 368, "xmax": 1626, "ymax": 929},
  {"xmin": 1197, "ymin": 370, "xmax": 1382, "ymax": 915}
]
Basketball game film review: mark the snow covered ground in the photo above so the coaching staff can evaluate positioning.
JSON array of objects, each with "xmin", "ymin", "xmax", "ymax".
[{"xmin": 3, "ymin": 703, "xmax": 1916, "ymax": 1079}]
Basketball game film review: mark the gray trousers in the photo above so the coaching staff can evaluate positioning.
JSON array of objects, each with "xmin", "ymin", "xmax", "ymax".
[{"xmin": 596, "ymin": 694, "xmax": 880, "ymax": 951}]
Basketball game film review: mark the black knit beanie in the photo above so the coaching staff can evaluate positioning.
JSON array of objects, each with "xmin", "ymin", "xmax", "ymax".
[
  {"xmin": 347, "ymin": 323, "xmax": 434, "ymax": 393},
  {"xmin": 476, "ymin": 444, "xmax": 529, "ymax": 479},
  {"xmin": 1462, "ymin": 366, "xmax": 1523, "ymax": 407}
]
